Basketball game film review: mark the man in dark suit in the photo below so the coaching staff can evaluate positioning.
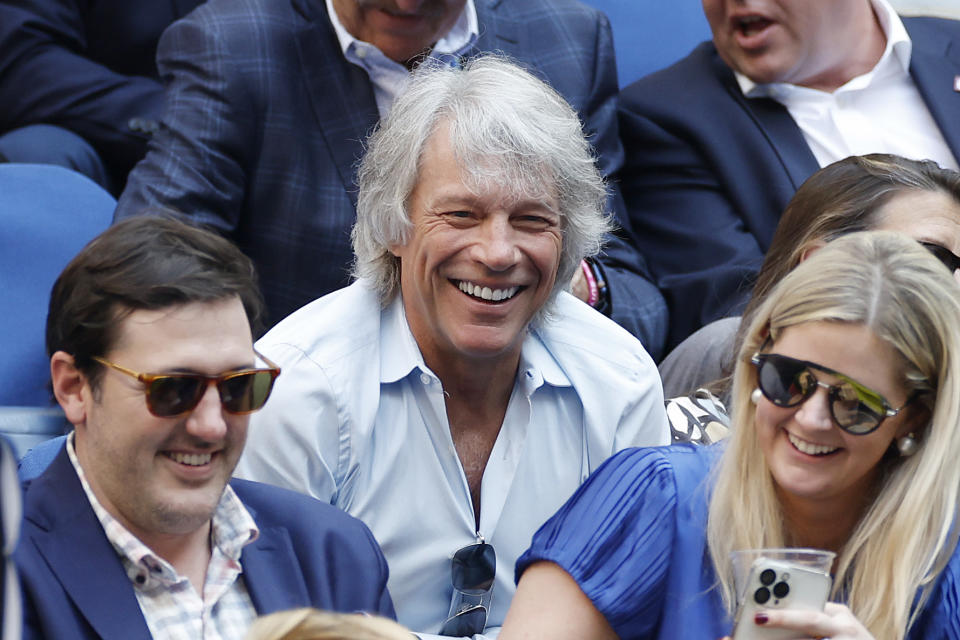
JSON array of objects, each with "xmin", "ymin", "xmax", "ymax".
[
  {"xmin": 0, "ymin": 0, "xmax": 204, "ymax": 192},
  {"xmin": 15, "ymin": 216, "xmax": 394, "ymax": 639},
  {"xmin": 114, "ymin": 0, "xmax": 669, "ymax": 360},
  {"xmin": 619, "ymin": 0, "xmax": 960, "ymax": 350}
]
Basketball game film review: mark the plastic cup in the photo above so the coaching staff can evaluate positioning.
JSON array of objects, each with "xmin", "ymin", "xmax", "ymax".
[{"xmin": 730, "ymin": 548, "xmax": 835, "ymax": 607}]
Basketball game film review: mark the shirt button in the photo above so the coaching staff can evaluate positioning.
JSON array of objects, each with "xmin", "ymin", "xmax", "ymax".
[
  {"xmin": 356, "ymin": 46, "xmax": 368, "ymax": 59},
  {"xmin": 420, "ymin": 373, "xmax": 432, "ymax": 385}
]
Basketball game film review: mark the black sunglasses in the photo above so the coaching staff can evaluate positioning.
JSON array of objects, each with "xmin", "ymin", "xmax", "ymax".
[
  {"xmin": 752, "ymin": 352, "xmax": 910, "ymax": 435},
  {"xmin": 439, "ymin": 541, "xmax": 496, "ymax": 637},
  {"xmin": 921, "ymin": 242, "xmax": 960, "ymax": 273},
  {"xmin": 93, "ymin": 352, "xmax": 281, "ymax": 418}
]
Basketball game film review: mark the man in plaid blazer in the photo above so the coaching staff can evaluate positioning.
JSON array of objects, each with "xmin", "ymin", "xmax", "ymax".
[{"xmin": 114, "ymin": 0, "xmax": 669, "ymax": 359}]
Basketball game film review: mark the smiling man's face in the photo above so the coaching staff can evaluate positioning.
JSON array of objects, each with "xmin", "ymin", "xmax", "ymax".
[
  {"xmin": 391, "ymin": 124, "xmax": 563, "ymax": 370},
  {"xmin": 332, "ymin": 0, "xmax": 467, "ymax": 64},
  {"xmin": 74, "ymin": 297, "xmax": 255, "ymax": 543}
]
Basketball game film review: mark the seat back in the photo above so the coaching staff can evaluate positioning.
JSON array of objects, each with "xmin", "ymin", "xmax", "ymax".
[
  {"xmin": 0, "ymin": 408, "xmax": 69, "ymax": 460},
  {"xmin": 582, "ymin": 0, "xmax": 711, "ymax": 86},
  {"xmin": 0, "ymin": 164, "xmax": 115, "ymax": 407}
]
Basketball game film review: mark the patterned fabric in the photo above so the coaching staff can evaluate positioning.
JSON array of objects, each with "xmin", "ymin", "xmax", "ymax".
[
  {"xmin": 665, "ymin": 388, "xmax": 730, "ymax": 445},
  {"xmin": 66, "ymin": 434, "xmax": 260, "ymax": 639}
]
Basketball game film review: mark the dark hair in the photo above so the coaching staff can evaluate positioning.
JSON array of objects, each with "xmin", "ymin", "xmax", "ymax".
[
  {"xmin": 719, "ymin": 155, "xmax": 960, "ymax": 386},
  {"xmin": 744, "ymin": 154, "xmax": 960, "ymax": 327},
  {"xmin": 46, "ymin": 215, "xmax": 264, "ymax": 389}
]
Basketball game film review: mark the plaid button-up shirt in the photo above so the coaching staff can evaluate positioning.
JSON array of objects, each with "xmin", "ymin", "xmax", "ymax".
[{"xmin": 67, "ymin": 434, "xmax": 260, "ymax": 639}]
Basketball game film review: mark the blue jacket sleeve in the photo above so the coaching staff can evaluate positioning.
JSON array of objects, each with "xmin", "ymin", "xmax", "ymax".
[
  {"xmin": 0, "ymin": 0, "xmax": 166, "ymax": 176},
  {"xmin": 516, "ymin": 448, "xmax": 677, "ymax": 637},
  {"xmin": 579, "ymin": 10, "xmax": 668, "ymax": 360},
  {"xmin": 115, "ymin": 4, "xmax": 253, "ymax": 232}
]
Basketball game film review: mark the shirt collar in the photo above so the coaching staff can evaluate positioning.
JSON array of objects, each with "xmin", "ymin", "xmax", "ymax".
[
  {"xmin": 325, "ymin": 0, "xmax": 478, "ymax": 63},
  {"xmin": 735, "ymin": 0, "xmax": 911, "ymax": 98},
  {"xmin": 378, "ymin": 294, "xmax": 571, "ymax": 390},
  {"xmin": 66, "ymin": 432, "xmax": 259, "ymax": 589}
]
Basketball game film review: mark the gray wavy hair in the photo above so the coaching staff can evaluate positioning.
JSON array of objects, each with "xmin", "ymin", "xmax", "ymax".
[{"xmin": 351, "ymin": 54, "xmax": 611, "ymax": 313}]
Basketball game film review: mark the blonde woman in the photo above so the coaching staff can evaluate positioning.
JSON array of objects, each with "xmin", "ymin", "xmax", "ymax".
[
  {"xmin": 502, "ymin": 231, "xmax": 960, "ymax": 639},
  {"xmin": 245, "ymin": 609, "xmax": 413, "ymax": 640}
]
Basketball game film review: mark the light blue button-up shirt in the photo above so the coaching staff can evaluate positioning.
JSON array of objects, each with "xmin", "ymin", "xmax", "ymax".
[
  {"xmin": 325, "ymin": 0, "xmax": 479, "ymax": 117},
  {"xmin": 236, "ymin": 280, "xmax": 669, "ymax": 638}
]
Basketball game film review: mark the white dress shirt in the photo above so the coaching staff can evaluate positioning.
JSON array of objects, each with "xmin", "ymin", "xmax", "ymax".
[
  {"xmin": 737, "ymin": 0, "xmax": 958, "ymax": 171},
  {"xmin": 235, "ymin": 280, "xmax": 669, "ymax": 638}
]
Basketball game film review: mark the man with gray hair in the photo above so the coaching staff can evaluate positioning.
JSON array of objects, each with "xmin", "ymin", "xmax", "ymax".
[{"xmin": 235, "ymin": 56, "xmax": 669, "ymax": 639}]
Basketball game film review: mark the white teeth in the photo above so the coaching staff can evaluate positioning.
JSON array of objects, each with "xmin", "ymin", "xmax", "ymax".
[
  {"xmin": 167, "ymin": 452, "xmax": 212, "ymax": 466},
  {"xmin": 787, "ymin": 433, "xmax": 839, "ymax": 456},
  {"xmin": 457, "ymin": 280, "xmax": 519, "ymax": 302}
]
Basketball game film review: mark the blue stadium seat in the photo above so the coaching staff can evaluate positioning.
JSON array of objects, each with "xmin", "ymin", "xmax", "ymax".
[
  {"xmin": 0, "ymin": 409, "xmax": 68, "ymax": 461},
  {"xmin": 0, "ymin": 164, "xmax": 115, "ymax": 408},
  {"xmin": 582, "ymin": 0, "xmax": 711, "ymax": 86}
]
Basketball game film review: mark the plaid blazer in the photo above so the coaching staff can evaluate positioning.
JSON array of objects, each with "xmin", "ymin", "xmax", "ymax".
[{"xmin": 114, "ymin": 0, "xmax": 667, "ymax": 355}]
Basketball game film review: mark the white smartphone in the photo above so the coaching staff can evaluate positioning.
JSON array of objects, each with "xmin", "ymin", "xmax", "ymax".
[{"xmin": 731, "ymin": 557, "xmax": 832, "ymax": 640}]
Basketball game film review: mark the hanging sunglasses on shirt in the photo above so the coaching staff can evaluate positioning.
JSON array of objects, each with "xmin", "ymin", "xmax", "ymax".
[
  {"xmin": 439, "ymin": 539, "xmax": 496, "ymax": 637},
  {"xmin": 751, "ymin": 352, "xmax": 912, "ymax": 435},
  {"xmin": 93, "ymin": 351, "xmax": 281, "ymax": 417}
]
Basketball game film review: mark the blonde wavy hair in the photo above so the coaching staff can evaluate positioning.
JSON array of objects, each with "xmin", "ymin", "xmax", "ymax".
[
  {"xmin": 707, "ymin": 231, "xmax": 960, "ymax": 639},
  {"xmin": 244, "ymin": 609, "xmax": 412, "ymax": 640}
]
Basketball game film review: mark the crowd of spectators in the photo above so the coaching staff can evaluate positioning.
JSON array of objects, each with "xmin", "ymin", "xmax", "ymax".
[{"xmin": 3, "ymin": 0, "xmax": 960, "ymax": 638}]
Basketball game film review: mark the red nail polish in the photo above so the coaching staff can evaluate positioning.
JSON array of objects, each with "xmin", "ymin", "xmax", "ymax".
[{"xmin": 754, "ymin": 613, "xmax": 769, "ymax": 625}]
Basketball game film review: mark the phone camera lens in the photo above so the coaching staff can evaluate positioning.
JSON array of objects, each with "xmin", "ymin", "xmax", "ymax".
[
  {"xmin": 759, "ymin": 569, "xmax": 776, "ymax": 586},
  {"xmin": 753, "ymin": 587, "xmax": 771, "ymax": 604},
  {"xmin": 773, "ymin": 581, "xmax": 790, "ymax": 598}
]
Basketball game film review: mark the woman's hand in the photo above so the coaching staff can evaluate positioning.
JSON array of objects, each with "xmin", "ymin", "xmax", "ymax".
[{"xmin": 748, "ymin": 603, "xmax": 875, "ymax": 639}]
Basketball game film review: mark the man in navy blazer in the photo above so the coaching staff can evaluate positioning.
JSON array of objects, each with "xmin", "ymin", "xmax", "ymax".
[
  {"xmin": 0, "ymin": 0, "xmax": 203, "ymax": 191},
  {"xmin": 114, "ymin": 0, "xmax": 669, "ymax": 360},
  {"xmin": 15, "ymin": 216, "xmax": 394, "ymax": 639},
  {"xmin": 619, "ymin": 0, "xmax": 960, "ymax": 350}
]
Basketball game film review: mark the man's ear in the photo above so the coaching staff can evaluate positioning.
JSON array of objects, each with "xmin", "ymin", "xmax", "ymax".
[
  {"xmin": 50, "ymin": 351, "xmax": 89, "ymax": 427},
  {"xmin": 799, "ymin": 239, "xmax": 827, "ymax": 263}
]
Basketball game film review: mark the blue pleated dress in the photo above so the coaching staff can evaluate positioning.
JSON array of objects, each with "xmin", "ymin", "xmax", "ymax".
[{"xmin": 516, "ymin": 444, "xmax": 960, "ymax": 639}]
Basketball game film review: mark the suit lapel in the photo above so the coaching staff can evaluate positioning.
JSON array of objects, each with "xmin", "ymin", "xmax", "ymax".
[
  {"xmin": 906, "ymin": 19, "xmax": 960, "ymax": 163},
  {"xmin": 712, "ymin": 52, "xmax": 819, "ymax": 190},
  {"xmin": 240, "ymin": 518, "xmax": 311, "ymax": 614},
  {"xmin": 25, "ymin": 452, "xmax": 152, "ymax": 640},
  {"xmin": 472, "ymin": 0, "xmax": 519, "ymax": 54},
  {"xmin": 290, "ymin": 0, "xmax": 379, "ymax": 208}
]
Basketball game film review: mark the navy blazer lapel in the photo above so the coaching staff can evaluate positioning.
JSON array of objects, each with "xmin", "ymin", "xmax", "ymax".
[
  {"xmin": 289, "ymin": 0, "xmax": 379, "ymax": 208},
  {"xmin": 711, "ymin": 52, "xmax": 819, "ymax": 191},
  {"xmin": 239, "ymin": 512, "xmax": 311, "ymax": 614},
  {"xmin": 24, "ymin": 451, "xmax": 152, "ymax": 640},
  {"xmin": 906, "ymin": 19, "xmax": 960, "ymax": 163}
]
